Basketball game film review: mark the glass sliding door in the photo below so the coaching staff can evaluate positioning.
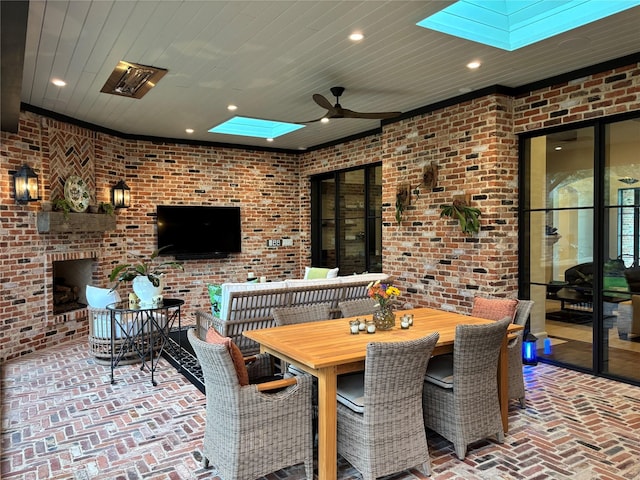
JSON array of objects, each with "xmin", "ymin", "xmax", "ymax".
[
  {"xmin": 311, "ymin": 164, "xmax": 382, "ymax": 275},
  {"xmin": 523, "ymin": 127, "xmax": 595, "ymax": 371},
  {"xmin": 602, "ymin": 119, "xmax": 640, "ymax": 380},
  {"xmin": 339, "ymin": 169, "xmax": 367, "ymax": 274},
  {"xmin": 521, "ymin": 115, "xmax": 640, "ymax": 384}
]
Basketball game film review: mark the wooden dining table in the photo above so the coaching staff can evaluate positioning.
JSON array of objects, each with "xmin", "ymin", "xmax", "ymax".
[{"xmin": 244, "ymin": 307, "xmax": 523, "ymax": 480}]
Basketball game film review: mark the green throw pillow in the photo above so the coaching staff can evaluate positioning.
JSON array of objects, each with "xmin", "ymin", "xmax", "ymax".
[
  {"xmin": 307, "ymin": 267, "xmax": 331, "ymax": 279},
  {"xmin": 207, "ymin": 284, "xmax": 223, "ymax": 317}
]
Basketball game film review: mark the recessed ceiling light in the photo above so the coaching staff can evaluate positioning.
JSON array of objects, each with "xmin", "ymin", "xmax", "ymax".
[
  {"xmin": 208, "ymin": 116, "xmax": 304, "ymax": 139},
  {"xmin": 266, "ymin": 138, "xmax": 274, "ymax": 142},
  {"xmin": 227, "ymin": 104, "xmax": 238, "ymax": 111},
  {"xmin": 321, "ymin": 118, "xmax": 330, "ymax": 124},
  {"xmin": 417, "ymin": 0, "xmax": 640, "ymax": 51},
  {"xmin": 51, "ymin": 79, "xmax": 66, "ymax": 87},
  {"xmin": 349, "ymin": 32, "xmax": 364, "ymax": 41},
  {"xmin": 185, "ymin": 128, "xmax": 194, "ymax": 134},
  {"xmin": 554, "ymin": 146, "xmax": 563, "ymax": 151},
  {"xmin": 466, "ymin": 61, "xmax": 481, "ymax": 69}
]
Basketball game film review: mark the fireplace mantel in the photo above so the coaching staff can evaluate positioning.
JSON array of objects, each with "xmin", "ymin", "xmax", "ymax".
[{"xmin": 37, "ymin": 212, "xmax": 116, "ymax": 233}]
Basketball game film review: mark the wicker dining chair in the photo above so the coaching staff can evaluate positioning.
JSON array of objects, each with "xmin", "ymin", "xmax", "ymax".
[
  {"xmin": 338, "ymin": 298, "xmax": 377, "ymax": 318},
  {"xmin": 187, "ymin": 329, "xmax": 314, "ymax": 480},
  {"xmin": 511, "ymin": 300, "xmax": 534, "ymax": 407},
  {"xmin": 336, "ymin": 333, "xmax": 440, "ymax": 480},
  {"xmin": 422, "ymin": 317, "xmax": 511, "ymax": 459},
  {"xmin": 272, "ymin": 302, "xmax": 332, "ymax": 326},
  {"xmin": 273, "ymin": 302, "xmax": 332, "ymax": 375},
  {"xmin": 471, "ymin": 296, "xmax": 534, "ymax": 407}
]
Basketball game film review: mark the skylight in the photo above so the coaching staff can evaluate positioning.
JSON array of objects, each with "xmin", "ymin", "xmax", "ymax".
[
  {"xmin": 416, "ymin": 0, "xmax": 640, "ymax": 51},
  {"xmin": 208, "ymin": 116, "xmax": 304, "ymax": 139}
]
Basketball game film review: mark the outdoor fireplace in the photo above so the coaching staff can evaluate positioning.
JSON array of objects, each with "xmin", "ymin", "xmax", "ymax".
[
  {"xmin": 53, "ymin": 259, "xmax": 95, "ymax": 314},
  {"xmin": 47, "ymin": 251, "xmax": 99, "ymax": 319}
]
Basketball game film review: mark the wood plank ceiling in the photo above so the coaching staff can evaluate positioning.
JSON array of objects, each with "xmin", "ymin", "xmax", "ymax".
[{"xmin": 5, "ymin": 1, "xmax": 640, "ymax": 151}]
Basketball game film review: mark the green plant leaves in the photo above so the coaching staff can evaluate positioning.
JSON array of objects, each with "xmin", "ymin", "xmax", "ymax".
[
  {"xmin": 439, "ymin": 203, "xmax": 481, "ymax": 235},
  {"xmin": 108, "ymin": 247, "xmax": 184, "ymax": 291}
]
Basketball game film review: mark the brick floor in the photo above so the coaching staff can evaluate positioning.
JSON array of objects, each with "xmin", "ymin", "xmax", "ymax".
[{"xmin": 2, "ymin": 338, "xmax": 640, "ymax": 479}]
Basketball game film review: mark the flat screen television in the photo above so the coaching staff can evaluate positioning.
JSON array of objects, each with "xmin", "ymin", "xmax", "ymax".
[{"xmin": 157, "ymin": 205, "xmax": 241, "ymax": 259}]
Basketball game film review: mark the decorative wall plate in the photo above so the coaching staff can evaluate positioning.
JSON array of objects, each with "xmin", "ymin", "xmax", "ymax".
[{"xmin": 64, "ymin": 176, "xmax": 90, "ymax": 212}]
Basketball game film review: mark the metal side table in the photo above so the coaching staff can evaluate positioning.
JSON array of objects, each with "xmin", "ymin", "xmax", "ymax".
[{"xmin": 107, "ymin": 298, "xmax": 183, "ymax": 386}]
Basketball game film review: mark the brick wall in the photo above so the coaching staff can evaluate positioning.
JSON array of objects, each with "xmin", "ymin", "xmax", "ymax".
[
  {"xmin": 2, "ymin": 61, "xmax": 638, "ymax": 360},
  {"xmin": 513, "ymin": 63, "xmax": 640, "ymax": 132},
  {"xmin": 1, "ymin": 113, "xmax": 301, "ymax": 361}
]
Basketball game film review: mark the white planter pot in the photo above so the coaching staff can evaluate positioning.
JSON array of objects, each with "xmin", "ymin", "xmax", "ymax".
[{"xmin": 132, "ymin": 276, "xmax": 163, "ymax": 306}]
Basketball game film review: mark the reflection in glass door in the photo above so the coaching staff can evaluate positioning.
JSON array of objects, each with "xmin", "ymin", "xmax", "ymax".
[
  {"xmin": 603, "ymin": 120, "xmax": 640, "ymax": 380},
  {"xmin": 521, "ymin": 116, "xmax": 640, "ymax": 384},
  {"xmin": 311, "ymin": 164, "xmax": 382, "ymax": 275}
]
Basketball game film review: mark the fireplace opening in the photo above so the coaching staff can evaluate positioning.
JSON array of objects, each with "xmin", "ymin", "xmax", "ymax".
[{"xmin": 52, "ymin": 258, "xmax": 95, "ymax": 315}]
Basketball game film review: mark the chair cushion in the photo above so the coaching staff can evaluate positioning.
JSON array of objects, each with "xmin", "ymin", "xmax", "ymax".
[
  {"xmin": 336, "ymin": 372, "xmax": 365, "ymax": 413},
  {"xmin": 205, "ymin": 327, "xmax": 249, "ymax": 386},
  {"xmin": 424, "ymin": 354, "xmax": 454, "ymax": 389},
  {"xmin": 304, "ymin": 266, "xmax": 339, "ymax": 279},
  {"xmin": 206, "ymin": 283, "xmax": 222, "ymax": 317},
  {"xmin": 472, "ymin": 297, "xmax": 518, "ymax": 322},
  {"xmin": 86, "ymin": 285, "xmax": 120, "ymax": 308}
]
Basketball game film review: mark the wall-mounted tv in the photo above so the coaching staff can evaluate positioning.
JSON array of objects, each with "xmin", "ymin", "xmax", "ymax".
[{"xmin": 157, "ymin": 205, "xmax": 241, "ymax": 259}]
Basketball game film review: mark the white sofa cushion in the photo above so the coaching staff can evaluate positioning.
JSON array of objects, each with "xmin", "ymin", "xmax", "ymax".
[
  {"xmin": 340, "ymin": 273, "xmax": 389, "ymax": 285},
  {"xmin": 215, "ymin": 273, "xmax": 389, "ymax": 321}
]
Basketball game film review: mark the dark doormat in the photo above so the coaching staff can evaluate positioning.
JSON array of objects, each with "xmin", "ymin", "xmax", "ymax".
[{"xmin": 162, "ymin": 327, "xmax": 205, "ymax": 393}]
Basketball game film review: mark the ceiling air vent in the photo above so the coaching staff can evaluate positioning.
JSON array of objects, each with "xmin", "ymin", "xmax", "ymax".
[{"xmin": 100, "ymin": 61, "xmax": 167, "ymax": 99}]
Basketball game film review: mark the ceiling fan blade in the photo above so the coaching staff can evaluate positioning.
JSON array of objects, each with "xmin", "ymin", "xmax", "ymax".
[
  {"xmin": 298, "ymin": 115, "xmax": 329, "ymax": 124},
  {"xmin": 309, "ymin": 87, "xmax": 401, "ymax": 121},
  {"xmin": 313, "ymin": 93, "xmax": 334, "ymax": 110},
  {"xmin": 341, "ymin": 108, "xmax": 402, "ymax": 120}
]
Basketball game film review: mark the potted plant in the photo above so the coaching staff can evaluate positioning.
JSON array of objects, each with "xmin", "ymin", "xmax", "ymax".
[
  {"xmin": 439, "ymin": 198, "xmax": 481, "ymax": 235},
  {"xmin": 99, "ymin": 202, "xmax": 115, "ymax": 215},
  {"xmin": 395, "ymin": 184, "xmax": 411, "ymax": 223},
  {"xmin": 52, "ymin": 197, "xmax": 72, "ymax": 220},
  {"xmin": 109, "ymin": 246, "xmax": 183, "ymax": 304}
]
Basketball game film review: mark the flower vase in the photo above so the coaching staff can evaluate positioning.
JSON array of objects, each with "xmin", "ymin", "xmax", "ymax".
[
  {"xmin": 132, "ymin": 276, "xmax": 163, "ymax": 306},
  {"xmin": 373, "ymin": 305, "xmax": 396, "ymax": 330}
]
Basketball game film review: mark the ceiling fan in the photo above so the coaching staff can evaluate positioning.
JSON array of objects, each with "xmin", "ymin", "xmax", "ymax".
[{"xmin": 301, "ymin": 86, "xmax": 402, "ymax": 123}]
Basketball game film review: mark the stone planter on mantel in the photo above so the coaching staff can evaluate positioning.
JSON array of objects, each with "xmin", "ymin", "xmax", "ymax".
[{"xmin": 37, "ymin": 211, "xmax": 116, "ymax": 233}]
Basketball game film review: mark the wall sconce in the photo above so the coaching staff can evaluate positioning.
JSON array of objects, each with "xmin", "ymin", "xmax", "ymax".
[
  {"xmin": 111, "ymin": 180, "xmax": 131, "ymax": 208},
  {"xmin": 13, "ymin": 164, "xmax": 39, "ymax": 204},
  {"xmin": 522, "ymin": 333, "xmax": 538, "ymax": 366}
]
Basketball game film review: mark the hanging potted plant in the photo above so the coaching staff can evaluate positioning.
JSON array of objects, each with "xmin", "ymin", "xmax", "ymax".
[
  {"xmin": 439, "ymin": 197, "xmax": 481, "ymax": 235},
  {"xmin": 109, "ymin": 246, "xmax": 183, "ymax": 305},
  {"xmin": 395, "ymin": 183, "xmax": 411, "ymax": 223}
]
